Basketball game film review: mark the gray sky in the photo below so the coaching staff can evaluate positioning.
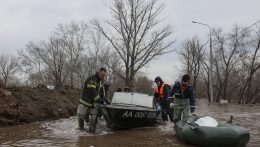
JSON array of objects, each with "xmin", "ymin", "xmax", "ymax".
[{"xmin": 0, "ymin": 0, "xmax": 260, "ymax": 84}]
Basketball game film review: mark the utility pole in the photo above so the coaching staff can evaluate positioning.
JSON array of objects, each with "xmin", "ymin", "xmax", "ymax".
[{"xmin": 192, "ymin": 21, "xmax": 214, "ymax": 103}]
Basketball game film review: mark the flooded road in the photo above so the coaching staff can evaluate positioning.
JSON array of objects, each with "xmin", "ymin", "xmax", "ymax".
[{"xmin": 0, "ymin": 99, "xmax": 260, "ymax": 147}]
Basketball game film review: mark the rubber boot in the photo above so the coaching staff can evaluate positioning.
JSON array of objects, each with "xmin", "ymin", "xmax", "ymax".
[
  {"xmin": 85, "ymin": 116, "xmax": 89, "ymax": 124},
  {"xmin": 78, "ymin": 117, "xmax": 84, "ymax": 130},
  {"xmin": 89, "ymin": 114, "xmax": 97, "ymax": 133}
]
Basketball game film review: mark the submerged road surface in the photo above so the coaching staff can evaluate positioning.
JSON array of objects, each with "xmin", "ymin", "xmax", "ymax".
[{"xmin": 0, "ymin": 99, "xmax": 260, "ymax": 147}]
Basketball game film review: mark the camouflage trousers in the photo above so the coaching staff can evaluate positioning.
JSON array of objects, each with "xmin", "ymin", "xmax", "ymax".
[
  {"xmin": 77, "ymin": 103, "xmax": 98, "ymax": 133},
  {"xmin": 173, "ymin": 98, "xmax": 190, "ymax": 124}
]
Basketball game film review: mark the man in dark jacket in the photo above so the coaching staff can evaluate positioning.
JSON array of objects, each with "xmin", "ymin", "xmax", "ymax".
[
  {"xmin": 154, "ymin": 76, "xmax": 170, "ymax": 121},
  {"xmin": 171, "ymin": 74, "xmax": 195, "ymax": 124},
  {"xmin": 77, "ymin": 67, "xmax": 106, "ymax": 133}
]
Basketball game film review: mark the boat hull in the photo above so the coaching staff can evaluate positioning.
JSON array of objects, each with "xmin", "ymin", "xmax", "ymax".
[{"xmin": 100, "ymin": 104, "xmax": 157, "ymax": 130}]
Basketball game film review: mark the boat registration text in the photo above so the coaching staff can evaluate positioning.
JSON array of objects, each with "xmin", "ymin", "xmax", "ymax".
[{"xmin": 122, "ymin": 111, "xmax": 157, "ymax": 118}]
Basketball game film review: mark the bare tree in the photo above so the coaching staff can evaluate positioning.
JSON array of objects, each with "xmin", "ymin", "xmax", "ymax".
[
  {"xmin": 99, "ymin": 48, "xmax": 122, "ymax": 83},
  {"xmin": 134, "ymin": 74, "xmax": 154, "ymax": 94},
  {"xmin": 55, "ymin": 22, "xmax": 89, "ymax": 88},
  {"xmin": 183, "ymin": 26, "xmax": 251, "ymax": 103},
  {"xmin": 0, "ymin": 54, "xmax": 19, "ymax": 86},
  {"xmin": 19, "ymin": 22, "xmax": 89, "ymax": 89},
  {"xmin": 213, "ymin": 26, "xmax": 248, "ymax": 101},
  {"xmin": 213, "ymin": 53, "xmax": 224, "ymax": 102},
  {"xmin": 73, "ymin": 29, "xmax": 122, "ymax": 88},
  {"xmin": 239, "ymin": 25, "xmax": 260, "ymax": 103},
  {"xmin": 42, "ymin": 37, "xmax": 72, "ymax": 89},
  {"xmin": 74, "ymin": 55, "xmax": 93, "ymax": 88},
  {"xmin": 20, "ymin": 37, "xmax": 70, "ymax": 89},
  {"xmin": 201, "ymin": 59, "xmax": 210, "ymax": 100},
  {"xmin": 19, "ymin": 41, "xmax": 48, "ymax": 85},
  {"xmin": 93, "ymin": 0, "xmax": 174, "ymax": 89},
  {"xmin": 178, "ymin": 36, "xmax": 206, "ymax": 92},
  {"xmin": 88, "ymin": 29, "xmax": 122, "ymax": 83}
]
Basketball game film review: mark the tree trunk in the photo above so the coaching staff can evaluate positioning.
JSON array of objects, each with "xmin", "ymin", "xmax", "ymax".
[
  {"xmin": 223, "ymin": 69, "xmax": 229, "ymax": 100},
  {"xmin": 193, "ymin": 75, "xmax": 197, "ymax": 98},
  {"xmin": 70, "ymin": 72, "xmax": 74, "ymax": 88},
  {"xmin": 125, "ymin": 67, "xmax": 130, "ymax": 88},
  {"xmin": 245, "ymin": 73, "xmax": 253, "ymax": 103},
  {"xmin": 3, "ymin": 76, "xmax": 7, "ymax": 87},
  {"xmin": 129, "ymin": 69, "xmax": 135, "ymax": 91},
  {"xmin": 223, "ymin": 82, "xmax": 227, "ymax": 100}
]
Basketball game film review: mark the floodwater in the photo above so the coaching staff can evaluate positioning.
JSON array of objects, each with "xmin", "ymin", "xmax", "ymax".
[{"xmin": 0, "ymin": 99, "xmax": 260, "ymax": 147}]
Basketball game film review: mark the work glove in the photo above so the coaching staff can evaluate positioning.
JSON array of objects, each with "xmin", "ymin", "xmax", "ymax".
[
  {"xmin": 156, "ymin": 105, "xmax": 161, "ymax": 112},
  {"xmin": 96, "ymin": 103, "xmax": 101, "ymax": 108},
  {"xmin": 95, "ymin": 98, "xmax": 102, "ymax": 105},
  {"xmin": 169, "ymin": 103, "xmax": 175, "ymax": 109}
]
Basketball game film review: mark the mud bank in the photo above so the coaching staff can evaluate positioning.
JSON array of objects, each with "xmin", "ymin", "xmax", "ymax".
[{"xmin": 0, "ymin": 85, "xmax": 80, "ymax": 127}]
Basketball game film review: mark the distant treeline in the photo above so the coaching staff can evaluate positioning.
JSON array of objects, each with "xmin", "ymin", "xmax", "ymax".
[
  {"xmin": 178, "ymin": 25, "xmax": 260, "ymax": 104},
  {"xmin": 0, "ymin": 0, "xmax": 173, "ymax": 95},
  {"xmin": 0, "ymin": 0, "xmax": 259, "ymax": 104}
]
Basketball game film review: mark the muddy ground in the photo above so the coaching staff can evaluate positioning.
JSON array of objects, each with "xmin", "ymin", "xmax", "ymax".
[{"xmin": 0, "ymin": 85, "xmax": 81, "ymax": 127}]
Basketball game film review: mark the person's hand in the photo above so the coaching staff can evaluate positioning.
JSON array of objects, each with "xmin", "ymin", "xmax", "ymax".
[
  {"xmin": 156, "ymin": 105, "xmax": 161, "ymax": 112},
  {"xmin": 173, "ymin": 95, "xmax": 176, "ymax": 99},
  {"xmin": 170, "ymin": 103, "xmax": 174, "ymax": 109},
  {"xmin": 95, "ymin": 98, "xmax": 102, "ymax": 104},
  {"xmin": 96, "ymin": 103, "xmax": 101, "ymax": 108}
]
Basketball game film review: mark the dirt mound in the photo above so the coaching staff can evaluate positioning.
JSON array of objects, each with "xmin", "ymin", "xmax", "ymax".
[{"xmin": 0, "ymin": 86, "xmax": 81, "ymax": 127}]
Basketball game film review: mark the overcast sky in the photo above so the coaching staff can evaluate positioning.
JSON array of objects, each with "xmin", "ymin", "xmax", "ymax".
[{"xmin": 0, "ymin": 0, "xmax": 259, "ymax": 84}]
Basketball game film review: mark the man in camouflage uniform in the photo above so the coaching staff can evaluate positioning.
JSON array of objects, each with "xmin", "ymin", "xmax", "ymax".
[{"xmin": 77, "ymin": 67, "xmax": 106, "ymax": 133}]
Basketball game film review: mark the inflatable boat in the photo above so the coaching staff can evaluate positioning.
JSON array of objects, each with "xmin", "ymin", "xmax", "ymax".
[{"xmin": 174, "ymin": 115, "xmax": 250, "ymax": 147}]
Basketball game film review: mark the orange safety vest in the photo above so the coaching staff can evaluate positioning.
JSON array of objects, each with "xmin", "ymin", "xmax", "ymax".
[{"xmin": 155, "ymin": 82, "xmax": 167, "ymax": 99}]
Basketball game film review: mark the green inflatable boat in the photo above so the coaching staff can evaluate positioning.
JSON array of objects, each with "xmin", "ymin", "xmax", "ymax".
[{"xmin": 174, "ymin": 115, "xmax": 250, "ymax": 147}]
